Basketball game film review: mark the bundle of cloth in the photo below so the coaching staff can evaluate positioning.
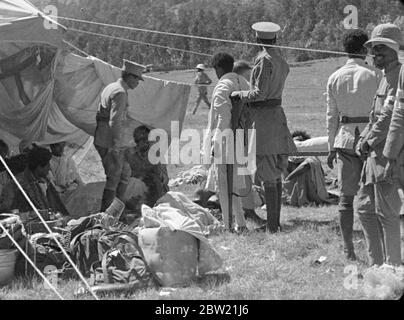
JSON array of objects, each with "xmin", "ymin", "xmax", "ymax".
[{"xmin": 168, "ymin": 165, "xmax": 208, "ymax": 188}]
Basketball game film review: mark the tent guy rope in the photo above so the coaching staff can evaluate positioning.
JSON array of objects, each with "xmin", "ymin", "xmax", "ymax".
[{"xmin": 0, "ymin": 155, "xmax": 99, "ymax": 300}]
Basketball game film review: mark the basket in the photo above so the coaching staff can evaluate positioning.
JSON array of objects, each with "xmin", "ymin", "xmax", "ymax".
[{"xmin": 0, "ymin": 249, "xmax": 18, "ymax": 286}]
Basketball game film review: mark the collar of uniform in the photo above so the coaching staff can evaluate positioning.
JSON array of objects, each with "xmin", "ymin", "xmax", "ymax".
[
  {"xmin": 118, "ymin": 78, "xmax": 129, "ymax": 92},
  {"xmin": 383, "ymin": 60, "xmax": 401, "ymax": 75},
  {"xmin": 346, "ymin": 58, "xmax": 367, "ymax": 66},
  {"xmin": 219, "ymin": 72, "xmax": 239, "ymax": 81}
]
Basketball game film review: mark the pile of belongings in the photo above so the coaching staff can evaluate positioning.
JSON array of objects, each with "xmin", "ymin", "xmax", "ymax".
[
  {"xmin": 363, "ymin": 264, "xmax": 404, "ymax": 300},
  {"xmin": 0, "ymin": 214, "xmax": 27, "ymax": 251},
  {"xmin": 168, "ymin": 166, "xmax": 207, "ymax": 188},
  {"xmin": 0, "ymin": 191, "xmax": 224, "ymax": 295}
]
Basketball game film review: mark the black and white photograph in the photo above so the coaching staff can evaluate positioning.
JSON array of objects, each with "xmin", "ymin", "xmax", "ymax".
[{"xmin": 0, "ymin": 0, "xmax": 403, "ymax": 305}]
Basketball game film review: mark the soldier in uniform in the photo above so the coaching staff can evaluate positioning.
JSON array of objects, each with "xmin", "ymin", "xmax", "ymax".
[
  {"xmin": 326, "ymin": 29, "xmax": 381, "ymax": 261},
  {"xmin": 383, "ymin": 0, "xmax": 404, "ymax": 260},
  {"xmin": 192, "ymin": 64, "xmax": 212, "ymax": 114},
  {"xmin": 94, "ymin": 59, "xmax": 145, "ymax": 211},
  {"xmin": 231, "ymin": 22, "xmax": 296, "ymax": 233},
  {"xmin": 356, "ymin": 24, "xmax": 403, "ymax": 266}
]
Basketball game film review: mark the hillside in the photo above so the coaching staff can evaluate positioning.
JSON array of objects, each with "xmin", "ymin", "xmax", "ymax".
[{"xmin": 31, "ymin": 0, "xmax": 404, "ymax": 69}]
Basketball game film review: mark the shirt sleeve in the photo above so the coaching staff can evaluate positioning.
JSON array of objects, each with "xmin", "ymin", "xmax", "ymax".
[
  {"xmin": 365, "ymin": 87, "xmax": 396, "ymax": 149},
  {"xmin": 109, "ymin": 91, "xmax": 127, "ymax": 150},
  {"xmin": 384, "ymin": 71, "xmax": 404, "ymax": 160},
  {"xmin": 240, "ymin": 56, "xmax": 272, "ymax": 102},
  {"xmin": 212, "ymin": 80, "xmax": 233, "ymax": 144},
  {"xmin": 326, "ymin": 78, "xmax": 339, "ymax": 151}
]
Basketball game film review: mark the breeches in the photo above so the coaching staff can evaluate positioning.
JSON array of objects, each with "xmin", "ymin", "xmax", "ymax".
[
  {"xmin": 357, "ymin": 181, "xmax": 402, "ymax": 266},
  {"xmin": 336, "ymin": 148, "xmax": 363, "ymax": 197},
  {"xmin": 255, "ymin": 154, "xmax": 288, "ymax": 184},
  {"xmin": 95, "ymin": 145, "xmax": 131, "ymax": 192}
]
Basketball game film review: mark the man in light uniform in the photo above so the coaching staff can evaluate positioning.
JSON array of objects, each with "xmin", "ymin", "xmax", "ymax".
[
  {"xmin": 94, "ymin": 59, "xmax": 145, "ymax": 211},
  {"xmin": 326, "ymin": 29, "xmax": 381, "ymax": 260},
  {"xmin": 231, "ymin": 22, "xmax": 296, "ymax": 233},
  {"xmin": 356, "ymin": 24, "xmax": 403, "ymax": 266}
]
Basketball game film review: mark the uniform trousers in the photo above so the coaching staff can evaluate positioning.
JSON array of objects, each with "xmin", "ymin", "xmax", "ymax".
[{"xmin": 357, "ymin": 181, "xmax": 402, "ymax": 266}]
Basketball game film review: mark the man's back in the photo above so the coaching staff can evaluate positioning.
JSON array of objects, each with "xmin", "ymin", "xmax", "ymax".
[
  {"xmin": 328, "ymin": 59, "xmax": 380, "ymax": 116},
  {"xmin": 327, "ymin": 58, "xmax": 381, "ymax": 150}
]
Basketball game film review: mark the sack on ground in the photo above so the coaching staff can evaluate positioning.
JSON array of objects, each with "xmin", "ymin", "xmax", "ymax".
[{"xmin": 139, "ymin": 226, "xmax": 198, "ymax": 287}]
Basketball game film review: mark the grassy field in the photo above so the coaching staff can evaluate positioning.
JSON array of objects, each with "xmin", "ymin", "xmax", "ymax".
[{"xmin": 1, "ymin": 57, "xmax": 397, "ymax": 300}]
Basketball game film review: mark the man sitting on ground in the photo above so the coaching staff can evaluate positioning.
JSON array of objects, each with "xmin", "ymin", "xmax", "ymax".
[
  {"xmin": 0, "ymin": 146, "xmax": 69, "ymax": 216},
  {"xmin": 124, "ymin": 125, "xmax": 169, "ymax": 208},
  {"xmin": 283, "ymin": 130, "xmax": 338, "ymax": 207},
  {"xmin": 48, "ymin": 141, "xmax": 84, "ymax": 202}
]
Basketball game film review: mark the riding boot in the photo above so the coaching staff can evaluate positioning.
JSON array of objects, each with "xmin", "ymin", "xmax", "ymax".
[
  {"xmin": 339, "ymin": 195, "xmax": 356, "ymax": 261},
  {"xmin": 100, "ymin": 189, "xmax": 116, "ymax": 213},
  {"xmin": 263, "ymin": 182, "xmax": 279, "ymax": 233},
  {"xmin": 276, "ymin": 180, "xmax": 283, "ymax": 231}
]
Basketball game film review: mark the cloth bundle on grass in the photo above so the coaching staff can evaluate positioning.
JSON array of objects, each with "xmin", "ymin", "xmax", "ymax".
[
  {"xmin": 168, "ymin": 165, "xmax": 208, "ymax": 188},
  {"xmin": 363, "ymin": 264, "xmax": 404, "ymax": 300},
  {"xmin": 138, "ymin": 193, "xmax": 223, "ymax": 287}
]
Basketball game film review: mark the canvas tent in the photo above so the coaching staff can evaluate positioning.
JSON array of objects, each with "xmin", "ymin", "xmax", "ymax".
[{"xmin": 0, "ymin": 0, "xmax": 191, "ymax": 159}]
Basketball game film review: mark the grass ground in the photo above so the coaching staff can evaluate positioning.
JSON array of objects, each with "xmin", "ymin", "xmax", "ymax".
[{"xmin": 0, "ymin": 57, "xmax": 394, "ymax": 300}]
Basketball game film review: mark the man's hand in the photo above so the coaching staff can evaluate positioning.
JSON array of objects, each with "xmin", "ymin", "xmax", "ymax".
[
  {"xmin": 230, "ymin": 91, "xmax": 242, "ymax": 101},
  {"xmin": 327, "ymin": 150, "xmax": 337, "ymax": 169},
  {"xmin": 360, "ymin": 140, "xmax": 370, "ymax": 154},
  {"xmin": 383, "ymin": 159, "xmax": 398, "ymax": 184}
]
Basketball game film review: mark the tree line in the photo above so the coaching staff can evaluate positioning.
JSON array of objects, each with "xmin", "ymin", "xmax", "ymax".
[{"xmin": 32, "ymin": 0, "xmax": 404, "ymax": 70}]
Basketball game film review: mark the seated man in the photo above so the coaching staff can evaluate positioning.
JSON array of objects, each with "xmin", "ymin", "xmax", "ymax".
[
  {"xmin": 48, "ymin": 142, "xmax": 84, "ymax": 202},
  {"xmin": 0, "ymin": 146, "xmax": 69, "ymax": 216},
  {"xmin": 283, "ymin": 131, "xmax": 338, "ymax": 207},
  {"xmin": 124, "ymin": 125, "xmax": 169, "ymax": 208}
]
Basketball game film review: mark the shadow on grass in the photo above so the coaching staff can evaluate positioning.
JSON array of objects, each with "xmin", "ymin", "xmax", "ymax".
[
  {"xmin": 194, "ymin": 273, "xmax": 231, "ymax": 289},
  {"xmin": 281, "ymin": 218, "xmax": 338, "ymax": 233}
]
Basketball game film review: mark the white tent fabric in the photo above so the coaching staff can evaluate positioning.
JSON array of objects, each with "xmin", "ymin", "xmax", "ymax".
[{"xmin": 0, "ymin": 0, "xmax": 191, "ymax": 156}]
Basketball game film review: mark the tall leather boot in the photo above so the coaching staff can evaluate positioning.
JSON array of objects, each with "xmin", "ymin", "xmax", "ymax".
[
  {"xmin": 100, "ymin": 189, "xmax": 116, "ymax": 212},
  {"xmin": 276, "ymin": 180, "xmax": 283, "ymax": 231},
  {"xmin": 263, "ymin": 182, "xmax": 279, "ymax": 233},
  {"xmin": 339, "ymin": 195, "xmax": 356, "ymax": 261}
]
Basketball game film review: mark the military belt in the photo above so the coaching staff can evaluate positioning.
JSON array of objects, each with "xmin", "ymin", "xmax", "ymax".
[
  {"xmin": 340, "ymin": 116, "xmax": 369, "ymax": 124},
  {"xmin": 249, "ymin": 99, "xmax": 282, "ymax": 109}
]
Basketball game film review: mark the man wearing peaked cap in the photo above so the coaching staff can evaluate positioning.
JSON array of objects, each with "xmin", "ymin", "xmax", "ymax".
[
  {"xmin": 355, "ymin": 23, "xmax": 403, "ymax": 266},
  {"xmin": 231, "ymin": 22, "xmax": 296, "ymax": 233},
  {"xmin": 94, "ymin": 59, "xmax": 146, "ymax": 211}
]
